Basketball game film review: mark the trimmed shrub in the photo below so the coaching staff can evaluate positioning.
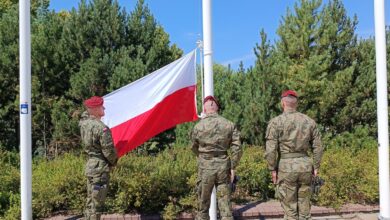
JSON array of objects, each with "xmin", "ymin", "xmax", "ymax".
[
  {"xmin": 318, "ymin": 147, "xmax": 378, "ymax": 208},
  {"xmin": 32, "ymin": 153, "xmax": 85, "ymax": 218},
  {"xmin": 0, "ymin": 150, "xmax": 20, "ymax": 218},
  {"xmin": 3, "ymin": 193, "xmax": 20, "ymax": 220},
  {"xmin": 234, "ymin": 146, "xmax": 272, "ymax": 201},
  {"xmin": 0, "ymin": 142, "xmax": 380, "ymax": 218},
  {"xmin": 107, "ymin": 147, "xmax": 197, "ymax": 213}
]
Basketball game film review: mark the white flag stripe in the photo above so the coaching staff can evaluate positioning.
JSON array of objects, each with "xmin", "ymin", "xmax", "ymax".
[{"xmin": 102, "ymin": 50, "xmax": 196, "ymax": 128}]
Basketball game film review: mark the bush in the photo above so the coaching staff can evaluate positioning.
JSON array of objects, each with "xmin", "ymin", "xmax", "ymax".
[
  {"xmin": 3, "ymin": 193, "xmax": 20, "ymax": 220},
  {"xmin": 0, "ymin": 140, "xmax": 381, "ymax": 218},
  {"xmin": 317, "ymin": 147, "xmax": 378, "ymax": 208},
  {"xmin": 234, "ymin": 146, "xmax": 272, "ymax": 201},
  {"xmin": 0, "ymin": 150, "xmax": 20, "ymax": 218},
  {"xmin": 32, "ymin": 153, "xmax": 85, "ymax": 218},
  {"xmin": 107, "ymin": 146, "xmax": 197, "ymax": 214},
  {"xmin": 317, "ymin": 126, "xmax": 378, "ymax": 208}
]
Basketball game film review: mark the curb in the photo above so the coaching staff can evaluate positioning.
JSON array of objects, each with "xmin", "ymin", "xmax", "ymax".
[{"xmin": 46, "ymin": 202, "xmax": 380, "ymax": 220}]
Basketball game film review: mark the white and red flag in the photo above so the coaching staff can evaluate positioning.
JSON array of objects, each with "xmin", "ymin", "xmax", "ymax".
[{"xmin": 102, "ymin": 51, "xmax": 198, "ymax": 157}]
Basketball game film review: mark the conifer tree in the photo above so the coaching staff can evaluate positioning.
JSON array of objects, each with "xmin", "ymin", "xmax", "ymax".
[
  {"xmin": 0, "ymin": 7, "xmax": 18, "ymax": 150},
  {"xmin": 275, "ymin": 0, "xmax": 359, "ymax": 133},
  {"xmin": 241, "ymin": 30, "xmax": 280, "ymax": 145}
]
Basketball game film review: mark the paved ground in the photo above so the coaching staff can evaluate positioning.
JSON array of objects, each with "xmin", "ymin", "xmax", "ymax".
[
  {"xmin": 263, "ymin": 213, "xmax": 379, "ymax": 220},
  {"xmin": 44, "ymin": 201, "xmax": 380, "ymax": 220}
]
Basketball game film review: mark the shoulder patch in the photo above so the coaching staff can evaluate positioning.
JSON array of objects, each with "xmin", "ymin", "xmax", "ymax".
[{"xmin": 103, "ymin": 127, "xmax": 108, "ymax": 132}]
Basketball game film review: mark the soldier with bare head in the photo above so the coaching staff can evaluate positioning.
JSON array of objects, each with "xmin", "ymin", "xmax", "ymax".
[
  {"xmin": 265, "ymin": 90, "xmax": 324, "ymax": 220},
  {"xmin": 191, "ymin": 96, "xmax": 242, "ymax": 220},
  {"xmin": 79, "ymin": 96, "xmax": 118, "ymax": 220}
]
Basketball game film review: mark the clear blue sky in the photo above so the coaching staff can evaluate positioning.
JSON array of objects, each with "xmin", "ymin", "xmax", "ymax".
[{"xmin": 50, "ymin": 0, "xmax": 390, "ymax": 70}]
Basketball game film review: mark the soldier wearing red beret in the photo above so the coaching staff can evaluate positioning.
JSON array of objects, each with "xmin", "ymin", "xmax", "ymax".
[
  {"xmin": 281, "ymin": 90, "xmax": 298, "ymax": 98},
  {"xmin": 79, "ymin": 96, "xmax": 118, "ymax": 220},
  {"xmin": 191, "ymin": 95, "xmax": 242, "ymax": 220},
  {"xmin": 265, "ymin": 90, "xmax": 324, "ymax": 219},
  {"xmin": 83, "ymin": 96, "xmax": 105, "ymax": 118}
]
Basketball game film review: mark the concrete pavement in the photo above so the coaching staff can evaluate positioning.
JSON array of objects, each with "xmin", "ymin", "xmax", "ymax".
[{"xmin": 44, "ymin": 200, "xmax": 380, "ymax": 220}]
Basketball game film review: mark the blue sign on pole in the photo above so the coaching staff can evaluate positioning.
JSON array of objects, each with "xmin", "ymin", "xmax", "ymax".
[{"xmin": 21, "ymin": 103, "xmax": 28, "ymax": 114}]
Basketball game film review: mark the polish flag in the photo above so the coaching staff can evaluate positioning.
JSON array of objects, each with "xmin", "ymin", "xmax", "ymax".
[{"xmin": 102, "ymin": 51, "xmax": 198, "ymax": 157}]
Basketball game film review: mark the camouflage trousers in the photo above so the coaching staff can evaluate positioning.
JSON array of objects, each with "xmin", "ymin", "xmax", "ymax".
[
  {"xmin": 196, "ymin": 167, "xmax": 232, "ymax": 220},
  {"xmin": 277, "ymin": 171, "xmax": 312, "ymax": 220},
  {"xmin": 85, "ymin": 172, "xmax": 110, "ymax": 220}
]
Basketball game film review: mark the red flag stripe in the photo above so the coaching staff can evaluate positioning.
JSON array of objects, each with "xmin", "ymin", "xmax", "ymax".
[{"xmin": 111, "ymin": 85, "xmax": 198, "ymax": 157}]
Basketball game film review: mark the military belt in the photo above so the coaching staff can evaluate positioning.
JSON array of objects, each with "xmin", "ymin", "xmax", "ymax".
[
  {"xmin": 200, "ymin": 151, "xmax": 228, "ymax": 157},
  {"xmin": 280, "ymin": 152, "xmax": 308, "ymax": 159}
]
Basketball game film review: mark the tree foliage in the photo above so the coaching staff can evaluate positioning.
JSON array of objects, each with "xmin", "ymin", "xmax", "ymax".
[
  {"xmin": 0, "ymin": 0, "xmax": 388, "ymax": 155},
  {"xmin": 0, "ymin": 6, "xmax": 19, "ymax": 150},
  {"xmin": 0, "ymin": 0, "xmax": 181, "ymax": 154},
  {"xmin": 179, "ymin": 0, "xmax": 382, "ymax": 146}
]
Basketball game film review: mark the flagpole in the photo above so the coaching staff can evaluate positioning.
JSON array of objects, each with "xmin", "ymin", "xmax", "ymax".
[
  {"xmin": 202, "ymin": 0, "xmax": 217, "ymax": 219},
  {"xmin": 19, "ymin": 0, "xmax": 32, "ymax": 219},
  {"xmin": 202, "ymin": 0, "xmax": 214, "ymax": 97},
  {"xmin": 374, "ymin": 0, "xmax": 390, "ymax": 219}
]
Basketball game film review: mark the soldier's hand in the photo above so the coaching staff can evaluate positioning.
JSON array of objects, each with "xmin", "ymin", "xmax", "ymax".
[
  {"xmin": 313, "ymin": 169, "xmax": 318, "ymax": 177},
  {"xmin": 230, "ymin": 169, "xmax": 235, "ymax": 183},
  {"xmin": 271, "ymin": 170, "xmax": 278, "ymax": 184}
]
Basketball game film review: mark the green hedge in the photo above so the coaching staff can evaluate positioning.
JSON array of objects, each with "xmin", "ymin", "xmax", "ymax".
[
  {"xmin": 318, "ymin": 147, "xmax": 378, "ymax": 208},
  {"xmin": 0, "ymin": 150, "xmax": 20, "ymax": 220},
  {"xmin": 317, "ymin": 125, "xmax": 379, "ymax": 208},
  {"xmin": 0, "ymin": 141, "xmax": 380, "ymax": 219},
  {"xmin": 234, "ymin": 146, "xmax": 273, "ymax": 201},
  {"xmin": 32, "ymin": 153, "xmax": 85, "ymax": 217},
  {"xmin": 107, "ymin": 147, "xmax": 197, "ymax": 214}
]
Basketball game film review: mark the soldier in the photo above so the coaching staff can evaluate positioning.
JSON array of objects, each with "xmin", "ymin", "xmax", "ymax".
[
  {"xmin": 191, "ymin": 96, "xmax": 242, "ymax": 220},
  {"xmin": 79, "ymin": 96, "xmax": 118, "ymax": 220},
  {"xmin": 265, "ymin": 90, "xmax": 324, "ymax": 220}
]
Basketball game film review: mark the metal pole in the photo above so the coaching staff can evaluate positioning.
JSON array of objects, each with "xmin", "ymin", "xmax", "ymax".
[
  {"xmin": 19, "ymin": 0, "xmax": 32, "ymax": 219},
  {"xmin": 202, "ymin": 0, "xmax": 214, "ymax": 97},
  {"xmin": 374, "ymin": 0, "xmax": 390, "ymax": 219},
  {"xmin": 202, "ymin": 0, "xmax": 216, "ymax": 219}
]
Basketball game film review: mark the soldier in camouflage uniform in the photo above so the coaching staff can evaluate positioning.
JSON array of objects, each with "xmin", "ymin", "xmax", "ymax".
[
  {"xmin": 191, "ymin": 96, "xmax": 242, "ymax": 220},
  {"xmin": 265, "ymin": 90, "xmax": 324, "ymax": 220},
  {"xmin": 79, "ymin": 96, "xmax": 118, "ymax": 220}
]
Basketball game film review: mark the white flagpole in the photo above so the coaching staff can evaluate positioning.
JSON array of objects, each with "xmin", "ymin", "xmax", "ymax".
[
  {"xmin": 202, "ymin": 0, "xmax": 214, "ymax": 98},
  {"xmin": 19, "ymin": 0, "xmax": 32, "ymax": 219},
  {"xmin": 202, "ymin": 0, "xmax": 217, "ymax": 219},
  {"xmin": 374, "ymin": 0, "xmax": 390, "ymax": 219}
]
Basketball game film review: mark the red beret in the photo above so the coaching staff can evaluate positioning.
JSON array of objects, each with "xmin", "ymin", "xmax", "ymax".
[
  {"xmin": 84, "ymin": 96, "xmax": 104, "ymax": 108},
  {"xmin": 281, "ymin": 90, "xmax": 298, "ymax": 98},
  {"xmin": 203, "ymin": 95, "xmax": 219, "ymax": 107}
]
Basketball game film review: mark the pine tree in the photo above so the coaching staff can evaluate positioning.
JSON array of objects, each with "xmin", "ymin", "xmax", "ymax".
[
  {"xmin": 0, "ymin": 0, "xmax": 188, "ymax": 154},
  {"xmin": 274, "ymin": 0, "xmax": 359, "ymax": 133},
  {"xmin": 30, "ymin": 11, "xmax": 69, "ymax": 154},
  {"xmin": 214, "ymin": 64, "xmax": 244, "ymax": 127},
  {"xmin": 125, "ymin": 0, "xmax": 182, "ymax": 73},
  {"xmin": 0, "ymin": 0, "xmax": 49, "ymax": 17},
  {"xmin": 240, "ymin": 30, "xmax": 281, "ymax": 145},
  {"xmin": 0, "ymin": 6, "xmax": 18, "ymax": 151},
  {"xmin": 60, "ymin": 0, "xmax": 126, "ymax": 99}
]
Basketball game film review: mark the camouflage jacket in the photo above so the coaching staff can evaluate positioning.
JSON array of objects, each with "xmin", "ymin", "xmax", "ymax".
[
  {"xmin": 265, "ymin": 110, "xmax": 323, "ymax": 172},
  {"xmin": 191, "ymin": 113, "xmax": 242, "ymax": 170},
  {"xmin": 79, "ymin": 111, "xmax": 118, "ymax": 176}
]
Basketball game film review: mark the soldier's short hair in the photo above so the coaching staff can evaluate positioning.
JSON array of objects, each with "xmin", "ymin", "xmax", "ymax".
[{"xmin": 282, "ymin": 96, "xmax": 297, "ymax": 107}]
